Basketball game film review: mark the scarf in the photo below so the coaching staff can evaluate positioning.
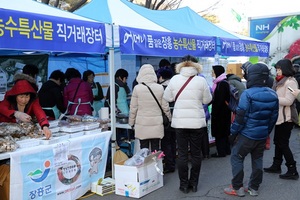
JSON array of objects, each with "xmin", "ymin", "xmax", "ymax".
[{"xmin": 212, "ymin": 73, "xmax": 227, "ymax": 92}]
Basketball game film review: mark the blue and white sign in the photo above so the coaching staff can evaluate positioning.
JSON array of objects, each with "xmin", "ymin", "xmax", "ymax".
[
  {"xmin": 220, "ymin": 37, "xmax": 270, "ymax": 57},
  {"xmin": 119, "ymin": 26, "xmax": 217, "ymax": 57},
  {"xmin": 0, "ymin": 8, "xmax": 107, "ymax": 54}
]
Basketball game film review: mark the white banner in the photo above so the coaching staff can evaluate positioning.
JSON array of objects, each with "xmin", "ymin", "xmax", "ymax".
[{"xmin": 10, "ymin": 131, "xmax": 112, "ymax": 200}]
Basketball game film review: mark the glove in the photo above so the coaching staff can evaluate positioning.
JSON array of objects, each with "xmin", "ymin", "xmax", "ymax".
[
  {"xmin": 228, "ymin": 134, "xmax": 238, "ymax": 145},
  {"xmin": 14, "ymin": 111, "xmax": 32, "ymax": 122}
]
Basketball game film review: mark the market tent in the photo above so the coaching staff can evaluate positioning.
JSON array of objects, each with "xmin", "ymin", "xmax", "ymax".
[
  {"xmin": 0, "ymin": 0, "xmax": 112, "ymax": 54},
  {"xmin": 75, "ymin": 0, "xmax": 269, "ymax": 57}
]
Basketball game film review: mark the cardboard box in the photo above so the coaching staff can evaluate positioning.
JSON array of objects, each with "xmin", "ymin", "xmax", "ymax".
[
  {"xmin": 114, "ymin": 152, "xmax": 163, "ymax": 198},
  {"xmin": 226, "ymin": 63, "xmax": 243, "ymax": 78}
]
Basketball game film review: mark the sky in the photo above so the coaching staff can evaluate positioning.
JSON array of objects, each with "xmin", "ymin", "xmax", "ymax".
[{"xmin": 179, "ymin": 0, "xmax": 299, "ymax": 32}]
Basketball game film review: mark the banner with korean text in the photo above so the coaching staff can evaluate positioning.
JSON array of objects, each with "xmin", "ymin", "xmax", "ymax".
[
  {"xmin": 219, "ymin": 37, "xmax": 270, "ymax": 57},
  {"xmin": 10, "ymin": 131, "xmax": 112, "ymax": 200},
  {"xmin": 0, "ymin": 8, "xmax": 107, "ymax": 54},
  {"xmin": 118, "ymin": 26, "xmax": 217, "ymax": 57}
]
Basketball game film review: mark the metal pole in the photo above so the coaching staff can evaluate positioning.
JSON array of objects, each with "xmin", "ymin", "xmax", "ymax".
[{"xmin": 108, "ymin": 47, "xmax": 116, "ymax": 178}]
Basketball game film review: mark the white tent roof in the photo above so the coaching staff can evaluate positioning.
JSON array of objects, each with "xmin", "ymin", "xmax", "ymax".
[{"xmin": 2, "ymin": 0, "xmax": 98, "ymax": 22}]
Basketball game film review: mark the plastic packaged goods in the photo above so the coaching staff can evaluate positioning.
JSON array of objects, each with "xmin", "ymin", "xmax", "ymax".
[{"xmin": 52, "ymin": 132, "xmax": 70, "ymax": 141}]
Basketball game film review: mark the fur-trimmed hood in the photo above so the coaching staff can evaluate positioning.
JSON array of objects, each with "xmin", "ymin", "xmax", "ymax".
[
  {"xmin": 175, "ymin": 60, "xmax": 202, "ymax": 76},
  {"xmin": 14, "ymin": 73, "xmax": 37, "ymax": 85}
]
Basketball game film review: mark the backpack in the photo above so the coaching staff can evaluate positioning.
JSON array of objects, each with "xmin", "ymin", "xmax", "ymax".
[{"xmin": 224, "ymin": 81, "xmax": 239, "ymax": 113}]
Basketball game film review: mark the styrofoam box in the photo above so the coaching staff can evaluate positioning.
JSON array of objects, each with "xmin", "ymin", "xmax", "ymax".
[
  {"xmin": 114, "ymin": 152, "xmax": 163, "ymax": 198},
  {"xmin": 83, "ymin": 122, "xmax": 100, "ymax": 130},
  {"xmin": 59, "ymin": 124, "xmax": 84, "ymax": 132},
  {"xmin": 84, "ymin": 128, "xmax": 102, "ymax": 135},
  {"xmin": 39, "ymin": 137, "xmax": 60, "ymax": 145},
  {"xmin": 69, "ymin": 131, "xmax": 84, "ymax": 138},
  {"xmin": 49, "ymin": 120, "xmax": 60, "ymax": 128},
  {"xmin": 49, "ymin": 126, "xmax": 60, "ymax": 133},
  {"xmin": 52, "ymin": 133, "xmax": 70, "ymax": 141},
  {"xmin": 16, "ymin": 139, "xmax": 40, "ymax": 148}
]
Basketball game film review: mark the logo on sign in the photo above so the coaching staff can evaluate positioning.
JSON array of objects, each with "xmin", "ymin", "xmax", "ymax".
[
  {"xmin": 256, "ymin": 24, "xmax": 270, "ymax": 31},
  {"xmin": 27, "ymin": 160, "xmax": 51, "ymax": 183},
  {"xmin": 57, "ymin": 154, "xmax": 81, "ymax": 185}
]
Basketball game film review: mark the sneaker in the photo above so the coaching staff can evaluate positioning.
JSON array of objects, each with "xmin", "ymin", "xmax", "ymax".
[
  {"xmin": 224, "ymin": 185, "xmax": 245, "ymax": 197},
  {"xmin": 245, "ymin": 187, "xmax": 259, "ymax": 196}
]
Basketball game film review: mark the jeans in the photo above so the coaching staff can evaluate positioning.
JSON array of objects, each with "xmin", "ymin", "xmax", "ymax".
[{"xmin": 231, "ymin": 134, "xmax": 265, "ymax": 190}]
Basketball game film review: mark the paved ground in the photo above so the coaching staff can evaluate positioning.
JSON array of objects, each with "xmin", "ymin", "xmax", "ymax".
[{"xmin": 79, "ymin": 128, "xmax": 300, "ymax": 200}]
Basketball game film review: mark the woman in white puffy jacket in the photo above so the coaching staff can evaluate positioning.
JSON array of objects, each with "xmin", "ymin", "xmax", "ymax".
[
  {"xmin": 128, "ymin": 64, "xmax": 171, "ymax": 152},
  {"xmin": 163, "ymin": 55, "xmax": 212, "ymax": 193}
]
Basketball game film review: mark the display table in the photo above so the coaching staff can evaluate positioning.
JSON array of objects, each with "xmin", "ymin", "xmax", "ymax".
[{"xmin": 4, "ymin": 130, "xmax": 112, "ymax": 200}]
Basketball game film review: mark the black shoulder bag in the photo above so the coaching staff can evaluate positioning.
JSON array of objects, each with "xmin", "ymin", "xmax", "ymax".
[{"xmin": 142, "ymin": 83, "xmax": 170, "ymax": 129}]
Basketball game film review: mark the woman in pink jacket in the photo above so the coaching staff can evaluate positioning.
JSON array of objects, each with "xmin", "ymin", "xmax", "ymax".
[{"xmin": 63, "ymin": 68, "xmax": 93, "ymax": 116}]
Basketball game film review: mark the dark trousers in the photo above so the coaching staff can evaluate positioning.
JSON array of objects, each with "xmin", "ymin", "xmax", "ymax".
[
  {"xmin": 231, "ymin": 134, "xmax": 265, "ymax": 191},
  {"xmin": 140, "ymin": 138, "xmax": 160, "ymax": 152},
  {"xmin": 215, "ymin": 135, "xmax": 231, "ymax": 156},
  {"xmin": 176, "ymin": 128, "xmax": 204, "ymax": 188},
  {"xmin": 161, "ymin": 126, "xmax": 177, "ymax": 171},
  {"xmin": 201, "ymin": 126, "xmax": 210, "ymax": 157},
  {"xmin": 274, "ymin": 122, "xmax": 296, "ymax": 166}
]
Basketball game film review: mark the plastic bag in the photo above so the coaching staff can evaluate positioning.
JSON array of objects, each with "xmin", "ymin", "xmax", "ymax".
[{"xmin": 123, "ymin": 148, "xmax": 150, "ymax": 166}]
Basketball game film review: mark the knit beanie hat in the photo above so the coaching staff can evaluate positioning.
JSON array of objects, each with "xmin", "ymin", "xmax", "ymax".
[{"xmin": 212, "ymin": 65, "xmax": 225, "ymax": 77}]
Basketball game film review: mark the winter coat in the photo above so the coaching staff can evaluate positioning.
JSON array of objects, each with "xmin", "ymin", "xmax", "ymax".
[
  {"xmin": 211, "ymin": 77, "xmax": 231, "ymax": 138},
  {"xmin": 0, "ymin": 80, "xmax": 49, "ymax": 128},
  {"xmin": 227, "ymin": 74, "xmax": 246, "ymax": 98},
  {"xmin": 273, "ymin": 76, "xmax": 298, "ymax": 125},
  {"xmin": 38, "ymin": 79, "xmax": 66, "ymax": 119},
  {"xmin": 129, "ymin": 64, "xmax": 171, "ymax": 140},
  {"xmin": 231, "ymin": 63, "xmax": 279, "ymax": 140},
  {"xmin": 63, "ymin": 77, "xmax": 93, "ymax": 116},
  {"xmin": 163, "ymin": 61, "xmax": 212, "ymax": 129}
]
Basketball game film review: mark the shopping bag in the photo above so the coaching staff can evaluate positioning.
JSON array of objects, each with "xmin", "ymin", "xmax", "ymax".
[{"xmin": 113, "ymin": 144, "xmax": 128, "ymax": 164}]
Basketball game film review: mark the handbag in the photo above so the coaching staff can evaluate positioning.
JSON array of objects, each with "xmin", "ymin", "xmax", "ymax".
[{"xmin": 142, "ymin": 83, "xmax": 170, "ymax": 129}]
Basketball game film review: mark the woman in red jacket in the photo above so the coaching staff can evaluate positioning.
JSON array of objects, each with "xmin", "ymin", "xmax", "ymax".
[{"xmin": 0, "ymin": 79, "xmax": 51, "ymax": 139}]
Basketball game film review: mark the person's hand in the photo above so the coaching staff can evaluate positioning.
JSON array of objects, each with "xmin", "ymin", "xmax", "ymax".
[
  {"xmin": 291, "ymin": 89, "xmax": 300, "ymax": 98},
  {"xmin": 14, "ymin": 111, "xmax": 32, "ymax": 122},
  {"xmin": 42, "ymin": 126, "xmax": 52, "ymax": 140}
]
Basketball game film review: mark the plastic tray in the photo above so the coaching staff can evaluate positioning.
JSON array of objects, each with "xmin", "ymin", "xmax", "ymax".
[
  {"xmin": 84, "ymin": 128, "xmax": 102, "ymax": 135},
  {"xmin": 16, "ymin": 139, "xmax": 40, "ymax": 148}
]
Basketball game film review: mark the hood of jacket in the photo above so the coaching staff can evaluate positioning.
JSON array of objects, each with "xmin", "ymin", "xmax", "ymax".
[
  {"xmin": 6, "ymin": 79, "xmax": 37, "ymax": 97},
  {"xmin": 247, "ymin": 63, "xmax": 269, "ymax": 88},
  {"xmin": 175, "ymin": 60, "xmax": 202, "ymax": 77},
  {"xmin": 14, "ymin": 73, "xmax": 37, "ymax": 85},
  {"xmin": 136, "ymin": 64, "xmax": 157, "ymax": 84}
]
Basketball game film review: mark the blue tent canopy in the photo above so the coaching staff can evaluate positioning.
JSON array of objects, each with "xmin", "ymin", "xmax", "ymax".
[{"xmin": 75, "ymin": 0, "xmax": 269, "ymax": 57}]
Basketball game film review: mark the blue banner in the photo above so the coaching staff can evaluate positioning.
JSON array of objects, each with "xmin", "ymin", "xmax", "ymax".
[
  {"xmin": 119, "ymin": 26, "xmax": 217, "ymax": 57},
  {"xmin": 249, "ymin": 16, "xmax": 286, "ymax": 40},
  {"xmin": 0, "ymin": 8, "xmax": 107, "ymax": 54},
  {"xmin": 219, "ymin": 38, "xmax": 270, "ymax": 57}
]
